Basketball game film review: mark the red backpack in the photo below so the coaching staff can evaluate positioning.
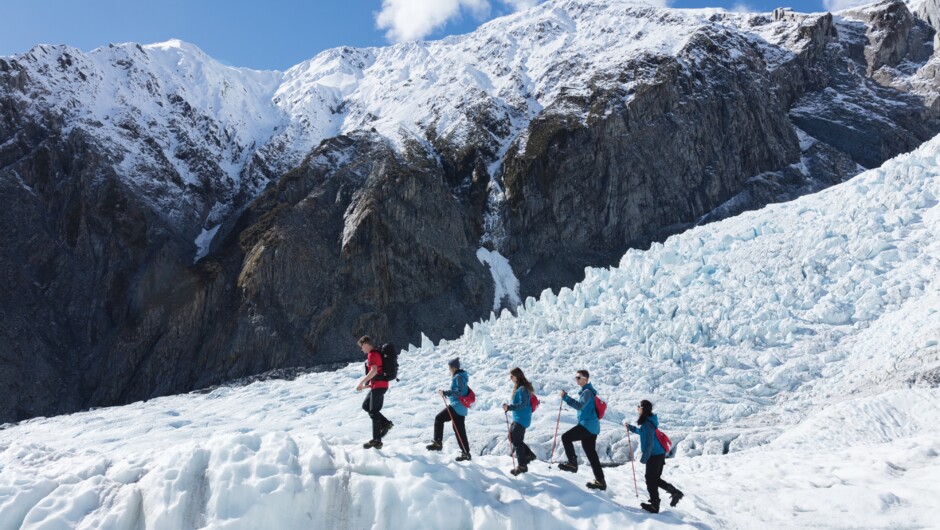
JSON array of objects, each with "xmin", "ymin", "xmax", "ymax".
[
  {"xmin": 458, "ymin": 387, "xmax": 476, "ymax": 408},
  {"xmin": 530, "ymin": 393, "xmax": 540, "ymax": 413},
  {"xmin": 655, "ymin": 428, "xmax": 672, "ymax": 454},
  {"xmin": 594, "ymin": 395, "xmax": 607, "ymax": 420}
]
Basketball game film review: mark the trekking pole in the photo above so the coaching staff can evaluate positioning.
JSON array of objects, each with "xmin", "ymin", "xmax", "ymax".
[
  {"xmin": 440, "ymin": 393, "xmax": 468, "ymax": 455},
  {"xmin": 548, "ymin": 398, "xmax": 563, "ymax": 467},
  {"xmin": 504, "ymin": 411, "xmax": 517, "ymax": 470},
  {"xmin": 626, "ymin": 425, "xmax": 639, "ymax": 498}
]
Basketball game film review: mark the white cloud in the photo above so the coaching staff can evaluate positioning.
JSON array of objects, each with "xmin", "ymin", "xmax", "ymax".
[
  {"xmin": 500, "ymin": 0, "xmax": 540, "ymax": 9},
  {"xmin": 376, "ymin": 0, "xmax": 491, "ymax": 42},
  {"xmin": 822, "ymin": 0, "xmax": 876, "ymax": 12},
  {"xmin": 375, "ymin": 0, "xmax": 549, "ymax": 43},
  {"xmin": 730, "ymin": 2, "xmax": 756, "ymax": 13}
]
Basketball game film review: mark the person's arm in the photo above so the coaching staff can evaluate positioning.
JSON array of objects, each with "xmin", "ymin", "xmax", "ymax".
[
  {"xmin": 566, "ymin": 388, "xmax": 593, "ymax": 410},
  {"xmin": 357, "ymin": 365, "xmax": 378, "ymax": 391},
  {"xmin": 506, "ymin": 389, "xmax": 525, "ymax": 411},
  {"xmin": 625, "ymin": 423, "xmax": 639, "ymax": 434},
  {"xmin": 563, "ymin": 393, "xmax": 581, "ymax": 409},
  {"xmin": 442, "ymin": 376, "xmax": 456, "ymax": 397}
]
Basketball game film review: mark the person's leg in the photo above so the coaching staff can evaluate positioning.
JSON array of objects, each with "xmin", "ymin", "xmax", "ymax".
[
  {"xmin": 509, "ymin": 422, "xmax": 526, "ymax": 459},
  {"xmin": 523, "ymin": 443, "xmax": 537, "ymax": 464},
  {"xmin": 362, "ymin": 393, "xmax": 373, "ymax": 440},
  {"xmin": 433, "ymin": 408, "xmax": 451, "ymax": 443},
  {"xmin": 561, "ymin": 425, "xmax": 588, "ymax": 465},
  {"xmin": 581, "ymin": 433, "xmax": 605, "ymax": 484},
  {"xmin": 513, "ymin": 423, "xmax": 535, "ymax": 464},
  {"xmin": 656, "ymin": 458, "xmax": 682, "ymax": 501},
  {"xmin": 372, "ymin": 387, "xmax": 390, "ymax": 429},
  {"xmin": 367, "ymin": 389, "xmax": 387, "ymax": 440},
  {"xmin": 453, "ymin": 410, "xmax": 470, "ymax": 454},
  {"xmin": 645, "ymin": 454, "xmax": 666, "ymax": 503}
]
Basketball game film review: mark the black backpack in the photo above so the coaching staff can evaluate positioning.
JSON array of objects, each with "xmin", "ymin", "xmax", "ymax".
[{"xmin": 378, "ymin": 343, "xmax": 399, "ymax": 381}]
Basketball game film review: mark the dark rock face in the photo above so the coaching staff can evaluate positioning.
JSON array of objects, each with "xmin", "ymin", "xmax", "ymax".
[
  {"xmin": 0, "ymin": 128, "xmax": 193, "ymax": 420},
  {"xmin": 500, "ymin": 30, "xmax": 800, "ymax": 294},
  {"xmin": 1, "ymin": 132, "xmax": 491, "ymax": 419},
  {"xmin": 2, "ymin": 1, "xmax": 940, "ymax": 422},
  {"xmin": 499, "ymin": 3, "xmax": 940, "ymax": 297}
]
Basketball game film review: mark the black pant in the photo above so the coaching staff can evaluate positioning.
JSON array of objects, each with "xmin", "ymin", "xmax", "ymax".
[
  {"xmin": 509, "ymin": 422, "xmax": 537, "ymax": 464},
  {"xmin": 362, "ymin": 388, "xmax": 390, "ymax": 440},
  {"xmin": 645, "ymin": 453, "xmax": 679, "ymax": 503},
  {"xmin": 434, "ymin": 406, "xmax": 470, "ymax": 454},
  {"xmin": 561, "ymin": 424, "xmax": 605, "ymax": 483}
]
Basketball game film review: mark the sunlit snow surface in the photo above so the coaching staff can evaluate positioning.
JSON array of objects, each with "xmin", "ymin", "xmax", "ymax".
[{"xmin": 2, "ymin": 135, "xmax": 940, "ymax": 528}]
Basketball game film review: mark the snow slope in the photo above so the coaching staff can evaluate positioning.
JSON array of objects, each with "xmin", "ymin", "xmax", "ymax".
[{"xmin": 2, "ymin": 129, "xmax": 940, "ymax": 528}]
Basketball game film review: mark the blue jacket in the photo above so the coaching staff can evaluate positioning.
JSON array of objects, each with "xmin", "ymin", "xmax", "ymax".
[
  {"xmin": 442, "ymin": 370, "xmax": 470, "ymax": 416},
  {"xmin": 627, "ymin": 413, "xmax": 666, "ymax": 464},
  {"xmin": 563, "ymin": 383, "xmax": 600, "ymax": 435},
  {"xmin": 506, "ymin": 386, "xmax": 532, "ymax": 428}
]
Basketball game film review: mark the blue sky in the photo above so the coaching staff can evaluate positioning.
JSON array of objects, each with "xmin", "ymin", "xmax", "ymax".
[{"xmin": 1, "ymin": 0, "xmax": 841, "ymax": 70}]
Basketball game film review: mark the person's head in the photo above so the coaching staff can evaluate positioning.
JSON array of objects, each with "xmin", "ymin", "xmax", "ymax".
[
  {"xmin": 358, "ymin": 336, "xmax": 373, "ymax": 354},
  {"xmin": 575, "ymin": 369, "xmax": 589, "ymax": 388},
  {"xmin": 448, "ymin": 357, "xmax": 461, "ymax": 374},
  {"xmin": 510, "ymin": 367, "xmax": 534, "ymax": 392},
  {"xmin": 637, "ymin": 399, "xmax": 653, "ymax": 424}
]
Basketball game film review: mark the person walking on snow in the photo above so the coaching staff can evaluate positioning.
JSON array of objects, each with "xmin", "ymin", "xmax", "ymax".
[
  {"xmin": 626, "ymin": 399, "xmax": 684, "ymax": 513},
  {"xmin": 356, "ymin": 336, "xmax": 393, "ymax": 449},
  {"xmin": 502, "ymin": 367, "xmax": 538, "ymax": 475},
  {"xmin": 426, "ymin": 358, "xmax": 472, "ymax": 461},
  {"xmin": 558, "ymin": 370, "xmax": 606, "ymax": 490}
]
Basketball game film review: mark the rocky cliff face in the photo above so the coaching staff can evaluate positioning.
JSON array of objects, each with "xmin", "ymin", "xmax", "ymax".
[{"xmin": 1, "ymin": 0, "xmax": 939, "ymax": 422}]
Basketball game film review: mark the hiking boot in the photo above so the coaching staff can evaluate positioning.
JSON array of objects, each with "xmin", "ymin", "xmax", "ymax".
[
  {"xmin": 455, "ymin": 452, "xmax": 472, "ymax": 462},
  {"xmin": 641, "ymin": 500, "xmax": 661, "ymax": 514},
  {"xmin": 557, "ymin": 462, "xmax": 578, "ymax": 473},
  {"xmin": 586, "ymin": 479, "xmax": 607, "ymax": 491},
  {"xmin": 363, "ymin": 439, "xmax": 383, "ymax": 449},
  {"xmin": 510, "ymin": 464, "xmax": 528, "ymax": 476},
  {"xmin": 379, "ymin": 421, "xmax": 394, "ymax": 439},
  {"xmin": 523, "ymin": 453, "xmax": 538, "ymax": 466},
  {"xmin": 669, "ymin": 490, "xmax": 684, "ymax": 507},
  {"xmin": 425, "ymin": 440, "xmax": 443, "ymax": 451}
]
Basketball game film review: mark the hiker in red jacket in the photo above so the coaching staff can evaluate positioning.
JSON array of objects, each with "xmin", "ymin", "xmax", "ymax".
[{"xmin": 356, "ymin": 336, "xmax": 393, "ymax": 449}]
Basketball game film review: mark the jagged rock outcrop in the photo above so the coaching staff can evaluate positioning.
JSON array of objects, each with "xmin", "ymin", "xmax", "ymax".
[
  {"xmin": 68, "ymin": 133, "xmax": 491, "ymax": 409},
  {"xmin": 2, "ymin": 0, "xmax": 939, "ymax": 422}
]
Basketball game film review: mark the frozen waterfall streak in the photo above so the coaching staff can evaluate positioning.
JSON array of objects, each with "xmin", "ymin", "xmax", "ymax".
[
  {"xmin": 549, "ymin": 399, "xmax": 563, "ymax": 467},
  {"xmin": 505, "ymin": 410, "xmax": 517, "ymax": 470},
  {"xmin": 440, "ymin": 392, "xmax": 468, "ymax": 455},
  {"xmin": 626, "ymin": 425, "xmax": 639, "ymax": 498}
]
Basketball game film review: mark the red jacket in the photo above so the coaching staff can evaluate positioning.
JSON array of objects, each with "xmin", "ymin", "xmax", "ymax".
[{"xmin": 366, "ymin": 350, "xmax": 388, "ymax": 389}]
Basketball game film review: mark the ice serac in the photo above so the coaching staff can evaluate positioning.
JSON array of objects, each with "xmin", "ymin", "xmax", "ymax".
[{"xmin": 2, "ymin": 0, "xmax": 940, "ymax": 422}]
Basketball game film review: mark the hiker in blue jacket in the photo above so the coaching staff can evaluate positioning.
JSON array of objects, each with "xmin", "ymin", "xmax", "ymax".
[
  {"xmin": 558, "ymin": 369, "xmax": 606, "ymax": 490},
  {"xmin": 427, "ymin": 358, "xmax": 472, "ymax": 462},
  {"xmin": 502, "ymin": 367, "xmax": 538, "ymax": 475},
  {"xmin": 626, "ymin": 399, "xmax": 684, "ymax": 513}
]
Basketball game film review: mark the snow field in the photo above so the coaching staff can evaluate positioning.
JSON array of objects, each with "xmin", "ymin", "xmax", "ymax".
[
  {"xmin": 2, "ymin": 126, "xmax": 940, "ymax": 528},
  {"xmin": 3, "ymin": 388, "xmax": 938, "ymax": 528}
]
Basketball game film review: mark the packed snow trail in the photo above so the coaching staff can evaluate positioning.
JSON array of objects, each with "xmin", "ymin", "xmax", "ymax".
[{"xmin": 3, "ymin": 133, "xmax": 940, "ymax": 527}]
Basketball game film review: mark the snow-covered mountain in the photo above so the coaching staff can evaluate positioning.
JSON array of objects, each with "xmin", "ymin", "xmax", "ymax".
[
  {"xmin": 2, "ymin": 126, "xmax": 938, "ymax": 529},
  {"xmin": 5, "ymin": 0, "xmax": 938, "ymax": 240},
  {"xmin": 1, "ymin": 0, "xmax": 939, "ymax": 423}
]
